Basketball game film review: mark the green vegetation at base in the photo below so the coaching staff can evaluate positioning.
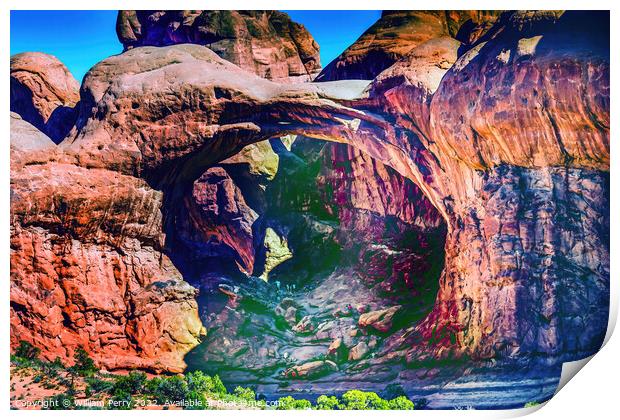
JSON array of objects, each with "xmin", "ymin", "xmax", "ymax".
[
  {"xmin": 276, "ymin": 390, "xmax": 414, "ymax": 410},
  {"xmin": 11, "ymin": 342, "xmax": 415, "ymax": 410},
  {"xmin": 276, "ymin": 395, "xmax": 313, "ymax": 410},
  {"xmin": 315, "ymin": 395, "xmax": 339, "ymax": 409}
]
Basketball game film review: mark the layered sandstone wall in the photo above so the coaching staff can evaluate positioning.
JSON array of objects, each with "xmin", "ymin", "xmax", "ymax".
[
  {"xmin": 380, "ymin": 10, "xmax": 610, "ymax": 361},
  {"xmin": 11, "ymin": 103, "xmax": 204, "ymax": 372}
]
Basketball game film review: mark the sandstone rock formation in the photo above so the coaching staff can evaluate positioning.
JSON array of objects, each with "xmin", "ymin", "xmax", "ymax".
[
  {"xmin": 10, "ymin": 102, "xmax": 204, "ymax": 373},
  {"xmin": 358, "ymin": 306, "xmax": 401, "ymax": 333},
  {"xmin": 283, "ymin": 360, "xmax": 337, "ymax": 379},
  {"xmin": 388, "ymin": 10, "xmax": 610, "ymax": 362},
  {"xmin": 10, "ymin": 10, "xmax": 609, "ymax": 384},
  {"xmin": 117, "ymin": 10, "xmax": 321, "ymax": 82},
  {"xmin": 348, "ymin": 341, "xmax": 369, "ymax": 361},
  {"xmin": 316, "ymin": 10, "xmax": 499, "ymax": 81},
  {"xmin": 176, "ymin": 167, "xmax": 259, "ymax": 276},
  {"xmin": 10, "ymin": 52, "xmax": 80, "ymax": 142}
]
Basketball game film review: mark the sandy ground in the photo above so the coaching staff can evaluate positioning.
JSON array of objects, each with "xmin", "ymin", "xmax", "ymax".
[
  {"xmin": 10, "ymin": 364, "xmax": 258, "ymax": 410},
  {"xmin": 10, "ymin": 365, "xmax": 84, "ymax": 410}
]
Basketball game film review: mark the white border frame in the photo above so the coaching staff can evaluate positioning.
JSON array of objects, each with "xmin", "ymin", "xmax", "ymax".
[{"xmin": 2, "ymin": 1, "xmax": 617, "ymax": 419}]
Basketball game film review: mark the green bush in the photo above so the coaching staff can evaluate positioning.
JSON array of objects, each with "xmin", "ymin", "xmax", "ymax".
[
  {"xmin": 276, "ymin": 395, "xmax": 312, "ymax": 410},
  {"xmin": 41, "ymin": 358, "xmax": 64, "ymax": 377},
  {"xmin": 233, "ymin": 386, "xmax": 256, "ymax": 401},
  {"xmin": 387, "ymin": 396, "xmax": 415, "ymax": 410},
  {"xmin": 211, "ymin": 374, "xmax": 227, "ymax": 395},
  {"xmin": 85, "ymin": 377, "xmax": 113, "ymax": 394},
  {"xmin": 147, "ymin": 376, "xmax": 189, "ymax": 403},
  {"xmin": 383, "ymin": 383, "xmax": 406, "ymax": 400},
  {"xmin": 71, "ymin": 348, "xmax": 97, "ymax": 376},
  {"xmin": 184, "ymin": 390, "xmax": 209, "ymax": 410},
  {"xmin": 340, "ymin": 390, "xmax": 389, "ymax": 410},
  {"xmin": 185, "ymin": 371, "xmax": 227, "ymax": 396},
  {"xmin": 113, "ymin": 371, "xmax": 147, "ymax": 394},
  {"xmin": 14, "ymin": 341, "xmax": 41, "ymax": 360},
  {"xmin": 108, "ymin": 389, "xmax": 134, "ymax": 410},
  {"xmin": 315, "ymin": 395, "xmax": 339, "ymax": 410}
]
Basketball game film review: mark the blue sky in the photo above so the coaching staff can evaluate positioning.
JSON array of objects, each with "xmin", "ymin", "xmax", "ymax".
[{"xmin": 10, "ymin": 10, "xmax": 380, "ymax": 82}]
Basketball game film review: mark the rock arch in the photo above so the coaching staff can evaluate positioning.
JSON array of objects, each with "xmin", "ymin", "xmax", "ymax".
[{"xmin": 11, "ymin": 10, "xmax": 609, "ymax": 373}]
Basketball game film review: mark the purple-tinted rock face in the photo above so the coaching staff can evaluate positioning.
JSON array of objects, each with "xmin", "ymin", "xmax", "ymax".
[
  {"xmin": 116, "ymin": 10, "xmax": 321, "ymax": 82},
  {"xmin": 10, "ymin": 9, "xmax": 609, "ymax": 398}
]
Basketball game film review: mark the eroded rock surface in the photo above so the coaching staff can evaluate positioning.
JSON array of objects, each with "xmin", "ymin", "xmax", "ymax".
[
  {"xmin": 316, "ymin": 11, "xmax": 499, "ymax": 81},
  {"xmin": 10, "ymin": 52, "xmax": 80, "ymax": 142},
  {"xmin": 10, "ymin": 108, "xmax": 204, "ymax": 373},
  {"xmin": 117, "ymin": 10, "xmax": 321, "ymax": 82}
]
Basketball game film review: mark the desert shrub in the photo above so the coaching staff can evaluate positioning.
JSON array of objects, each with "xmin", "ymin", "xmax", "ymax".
[
  {"xmin": 185, "ymin": 370, "xmax": 227, "ymax": 396},
  {"xmin": 339, "ymin": 390, "xmax": 389, "ymax": 410},
  {"xmin": 108, "ymin": 389, "xmax": 134, "ymax": 410},
  {"xmin": 383, "ymin": 383, "xmax": 406, "ymax": 400},
  {"xmin": 184, "ymin": 390, "xmax": 209, "ymax": 410},
  {"xmin": 315, "ymin": 395, "xmax": 339, "ymax": 410},
  {"xmin": 41, "ymin": 358, "xmax": 64, "ymax": 377},
  {"xmin": 233, "ymin": 386, "xmax": 256, "ymax": 401},
  {"xmin": 71, "ymin": 348, "xmax": 97, "ymax": 376},
  {"xmin": 211, "ymin": 374, "xmax": 227, "ymax": 395},
  {"xmin": 15, "ymin": 340, "xmax": 41, "ymax": 360},
  {"xmin": 113, "ymin": 371, "xmax": 147, "ymax": 394},
  {"xmin": 387, "ymin": 396, "xmax": 415, "ymax": 410},
  {"xmin": 276, "ymin": 395, "xmax": 312, "ymax": 410},
  {"xmin": 147, "ymin": 376, "xmax": 189, "ymax": 404},
  {"xmin": 185, "ymin": 371, "xmax": 210, "ymax": 393}
]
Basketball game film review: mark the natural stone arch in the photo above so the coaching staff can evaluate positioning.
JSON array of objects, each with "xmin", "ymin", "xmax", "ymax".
[
  {"xmin": 65, "ymin": 8, "xmax": 610, "ymax": 366},
  {"xmin": 63, "ymin": 44, "xmax": 449, "ymax": 223},
  {"xmin": 10, "ymin": 10, "xmax": 609, "ymax": 377}
]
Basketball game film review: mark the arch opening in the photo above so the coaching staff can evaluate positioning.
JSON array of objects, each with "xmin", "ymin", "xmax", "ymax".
[{"xmin": 158, "ymin": 133, "xmax": 448, "ymax": 396}]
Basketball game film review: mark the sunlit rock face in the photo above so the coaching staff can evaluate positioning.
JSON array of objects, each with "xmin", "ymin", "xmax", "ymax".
[
  {"xmin": 407, "ymin": 10, "xmax": 610, "ymax": 363},
  {"xmin": 10, "ymin": 8, "xmax": 609, "ymax": 385},
  {"xmin": 117, "ymin": 10, "xmax": 322, "ymax": 82},
  {"xmin": 10, "ymin": 92, "xmax": 203, "ymax": 374},
  {"xmin": 10, "ymin": 52, "xmax": 80, "ymax": 142},
  {"xmin": 316, "ymin": 10, "xmax": 500, "ymax": 81}
]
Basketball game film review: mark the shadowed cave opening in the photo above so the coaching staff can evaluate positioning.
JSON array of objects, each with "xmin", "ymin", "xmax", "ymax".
[{"xmin": 161, "ymin": 135, "xmax": 454, "ymax": 397}]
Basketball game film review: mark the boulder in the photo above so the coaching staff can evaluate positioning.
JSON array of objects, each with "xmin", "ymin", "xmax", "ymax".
[
  {"xmin": 283, "ymin": 360, "xmax": 337, "ymax": 379},
  {"xmin": 10, "ymin": 52, "xmax": 80, "ymax": 142},
  {"xmin": 358, "ymin": 306, "xmax": 402, "ymax": 333},
  {"xmin": 348, "ymin": 341, "xmax": 370, "ymax": 361}
]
